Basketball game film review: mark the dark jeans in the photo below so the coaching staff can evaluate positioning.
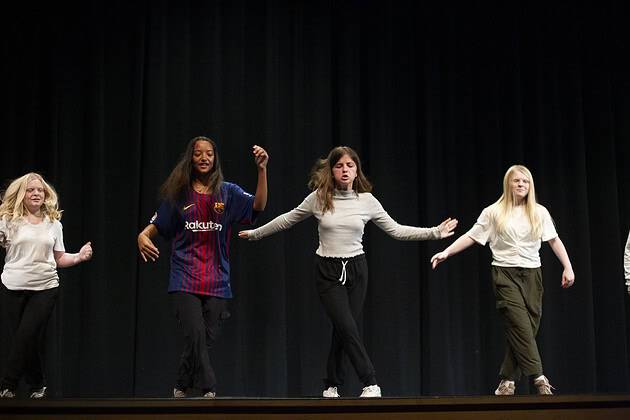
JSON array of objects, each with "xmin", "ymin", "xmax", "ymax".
[
  {"xmin": 0, "ymin": 284, "xmax": 58, "ymax": 392},
  {"xmin": 170, "ymin": 292, "xmax": 229, "ymax": 393},
  {"xmin": 316, "ymin": 254, "xmax": 376, "ymax": 388}
]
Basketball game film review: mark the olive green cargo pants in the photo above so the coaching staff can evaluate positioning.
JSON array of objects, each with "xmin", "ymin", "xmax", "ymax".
[{"xmin": 491, "ymin": 266, "xmax": 544, "ymax": 381}]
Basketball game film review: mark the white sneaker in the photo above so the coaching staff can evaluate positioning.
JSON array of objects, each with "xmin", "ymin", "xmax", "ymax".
[
  {"xmin": 494, "ymin": 380, "xmax": 515, "ymax": 395},
  {"xmin": 203, "ymin": 391, "xmax": 216, "ymax": 398},
  {"xmin": 173, "ymin": 388, "xmax": 187, "ymax": 398},
  {"xmin": 30, "ymin": 386, "xmax": 47, "ymax": 399},
  {"xmin": 0, "ymin": 389, "xmax": 15, "ymax": 398},
  {"xmin": 359, "ymin": 384, "xmax": 381, "ymax": 398},
  {"xmin": 322, "ymin": 386, "xmax": 340, "ymax": 398},
  {"xmin": 534, "ymin": 375, "xmax": 555, "ymax": 395}
]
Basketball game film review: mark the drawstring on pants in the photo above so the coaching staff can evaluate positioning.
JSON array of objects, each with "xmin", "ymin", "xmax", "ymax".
[{"xmin": 338, "ymin": 260, "xmax": 348, "ymax": 285}]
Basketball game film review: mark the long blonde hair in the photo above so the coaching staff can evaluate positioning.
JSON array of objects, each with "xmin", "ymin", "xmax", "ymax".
[
  {"xmin": 492, "ymin": 165, "xmax": 542, "ymax": 238},
  {"xmin": 308, "ymin": 146, "xmax": 372, "ymax": 214},
  {"xmin": 0, "ymin": 173, "xmax": 62, "ymax": 222}
]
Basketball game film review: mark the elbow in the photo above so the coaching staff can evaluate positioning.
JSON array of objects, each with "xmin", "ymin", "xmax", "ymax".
[
  {"xmin": 253, "ymin": 199, "xmax": 267, "ymax": 212},
  {"xmin": 53, "ymin": 252, "xmax": 65, "ymax": 268}
]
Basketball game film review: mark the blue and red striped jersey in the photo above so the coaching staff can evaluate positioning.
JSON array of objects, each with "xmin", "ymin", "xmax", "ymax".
[{"xmin": 151, "ymin": 182, "xmax": 256, "ymax": 298}]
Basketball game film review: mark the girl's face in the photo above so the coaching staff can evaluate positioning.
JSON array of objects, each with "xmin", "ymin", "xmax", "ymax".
[
  {"xmin": 192, "ymin": 140, "xmax": 215, "ymax": 176},
  {"xmin": 24, "ymin": 178, "xmax": 45, "ymax": 214},
  {"xmin": 332, "ymin": 154, "xmax": 357, "ymax": 191},
  {"xmin": 510, "ymin": 170, "xmax": 530, "ymax": 203}
]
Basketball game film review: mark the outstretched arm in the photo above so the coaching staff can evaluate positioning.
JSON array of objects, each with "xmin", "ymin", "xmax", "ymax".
[
  {"xmin": 239, "ymin": 193, "xmax": 316, "ymax": 240},
  {"xmin": 54, "ymin": 242, "xmax": 93, "ymax": 268},
  {"xmin": 252, "ymin": 145, "xmax": 269, "ymax": 211},
  {"xmin": 369, "ymin": 195, "xmax": 458, "ymax": 240},
  {"xmin": 138, "ymin": 224, "xmax": 160, "ymax": 262},
  {"xmin": 238, "ymin": 207, "xmax": 312, "ymax": 240},
  {"xmin": 548, "ymin": 236, "xmax": 574, "ymax": 288},
  {"xmin": 372, "ymin": 215, "xmax": 458, "ymax": 241},
  {"xmin": 430, "ymin": 234, "xmax": 476, "ymax": 269}
]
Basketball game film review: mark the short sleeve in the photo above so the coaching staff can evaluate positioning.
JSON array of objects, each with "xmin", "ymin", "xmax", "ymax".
[
  {"xmin": 227, "ymin": 183, "xmax": 256, "ymax": 225},
  {"xmin": 539, "ymin": 206, "xmax": 558, "ymax": 242},
  {"xmin": 151, "ymin": 200, "xmax": 179, "ymax": 240},
  {"xmin": 0, "ymin": 218, "xmax": 7, "ymax": 248},
  {"xmin": 467, "ymin": 206, "xmax": 494, "ymax": 246},
  {"xmin": 52, "ymin": 220, "xmax": 66, "ymax": 252}
]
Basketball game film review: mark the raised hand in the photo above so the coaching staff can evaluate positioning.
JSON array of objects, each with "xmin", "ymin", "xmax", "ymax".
[
  {"xmin": 437, "ymin": 218, "xmax": 458, "ymax": 238},
  {"xmin": 253, "ymin": 145, "xmax": 269, "ymax": 169}
]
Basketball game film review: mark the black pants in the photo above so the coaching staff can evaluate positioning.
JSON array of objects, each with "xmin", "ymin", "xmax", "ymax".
[
  {"xmin": 0, "ymin": 284, "xmax": 58, "ymax": 392},
  {"xmin": 316, "ymin": 254, "xmax": 376, "ymax": 388},
  {"xmin": 170, "ymin": 292, "xmax": 229, "ymax": 393}
]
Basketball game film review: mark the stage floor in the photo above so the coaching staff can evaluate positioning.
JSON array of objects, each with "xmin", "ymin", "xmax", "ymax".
[{"xmin": 1, "ymin": 394, "xmax": 630, "ymax": 419}]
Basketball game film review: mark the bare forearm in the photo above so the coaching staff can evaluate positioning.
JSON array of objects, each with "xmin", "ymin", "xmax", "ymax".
[
  {"xmin": 431, "ymin": 233, "xmax": 476, "ymax": 269},
  {"xmin": 55, "ymin": 241, "xmax": 93, "ymax": 268},
  {"xmin": 56, "ymin": 252, "xmax": 82, "ymax": 268},
  {"xmin": 548, "ymin": 237, "xmax": 573, "ymax": 270},
  {"xmin": 253, "ymin": 167, "xmax": 268, "ymax": 211},
  {"xmin": 444, "ymin": 234, "xmax": 476, "ymax": 257},
  {"xmin": 139, "ymin": 224, "xmax": 158, "ymax": 240}
]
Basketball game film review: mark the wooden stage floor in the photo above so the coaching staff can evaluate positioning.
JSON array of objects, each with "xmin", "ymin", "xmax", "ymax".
[{"xmin": 1, "ymin": 394, "xmax": 630, "ymax": 419}]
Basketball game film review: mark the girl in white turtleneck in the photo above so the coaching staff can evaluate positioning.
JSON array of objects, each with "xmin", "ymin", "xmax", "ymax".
[{"xmin": 240, "ymin": 146, "xmax": 457, "ymax": 398}]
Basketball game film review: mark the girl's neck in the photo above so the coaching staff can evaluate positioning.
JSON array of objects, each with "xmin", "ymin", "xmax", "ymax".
[
  {"xmin": 25, "ymin": 210, "xmax": 44, "ymax": 224},
  {"xmin": 335, "ymin": 184, "xmax": 354, "ymax": 192},
  {"xmin": 192, "ymin": 177, "xmax": 212, "ymax": 194}
]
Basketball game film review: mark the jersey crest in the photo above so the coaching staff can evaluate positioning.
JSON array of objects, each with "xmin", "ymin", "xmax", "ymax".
[{"xmin": 213, "ymin": 202, "xmax": 225, "ymax": 214}]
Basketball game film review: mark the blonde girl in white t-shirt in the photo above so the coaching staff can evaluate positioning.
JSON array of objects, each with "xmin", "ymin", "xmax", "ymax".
[
  {"xmin": 0, "ymin": 173, "xmax": 92, "ymax": 399},
  {"xmin": 431, "ymin": 165, "xmax": 574, "ymax": 396}
]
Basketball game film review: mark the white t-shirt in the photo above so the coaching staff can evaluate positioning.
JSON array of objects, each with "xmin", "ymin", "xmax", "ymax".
[
  {"xmin": 0, "ymin": 216, "xmax": 65, "ymax": 290},
  {"xmin": 466, "ymin": 203, "xmax": 557, "ymax": 268}
]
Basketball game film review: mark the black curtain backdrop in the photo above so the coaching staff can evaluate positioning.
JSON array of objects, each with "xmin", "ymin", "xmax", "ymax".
[{"xmin": 1, "ymin": 0, "xmax": 629, "ymax": 398}]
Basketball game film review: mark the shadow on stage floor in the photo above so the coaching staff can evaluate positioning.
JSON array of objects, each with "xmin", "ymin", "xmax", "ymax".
[{"xmin": 1, "ymin": 394, "xmax": 630, "ymax": 419}]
